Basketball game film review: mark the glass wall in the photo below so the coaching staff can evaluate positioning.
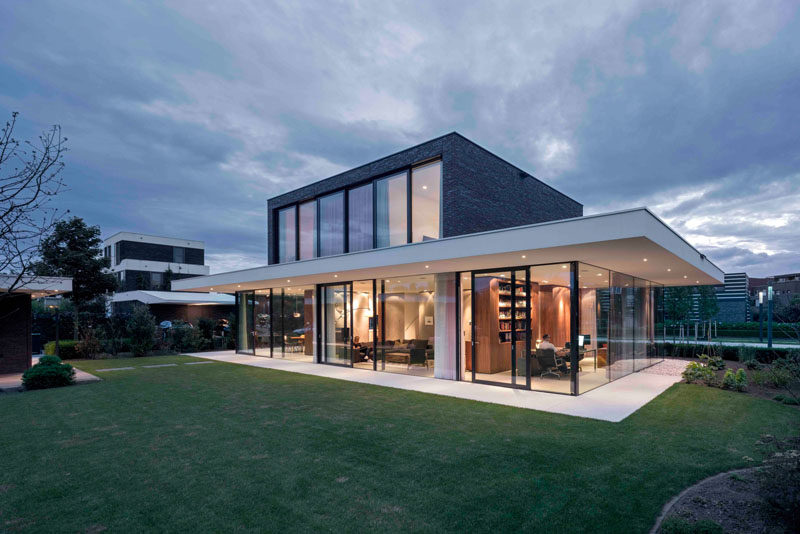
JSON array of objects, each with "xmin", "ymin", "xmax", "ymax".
[
  {"xmin": 277, "ymin": 206, "xmax": 296, "ymax": 263},
  {"xmin": 254, "ymin": 289, "xmax": 271, "ymax": 356},
  {"xmin": 459, "ymin": 273, "xmax": 472, "ymax": 380},
  {"xmin": 352, "ymin": 280, "xmax": 375, "ymax": 370},
  {"xmin": 298, "ymin": 201, "xmax": 317, "ymax": 260},
  {"xmin": 236, "ymin": 291, "xmax": 254, "ymax": 353},
  {"xmin": 348, "ymin": 183, "xmax": 373, "ymax": 252},
  {"xmin": 577, "ymin": 264, "xmax": 611, "ymax": 394},
  {"xmin": 321, "ymin": 284, "xmax": 351, "ymax": 365},
  {"xmin": 377, "ymin": 275, "xmax": 435, "ymax": 376},
  {"xmin": 530, "ymin": 264, "xmax": 573, "ymax": 393},
  {"xmin": 375, "ymin": 172, "xmax": 408, "ymax": 248},
  {"xmin": 319, "ymin": 192, "xmax": 345, "ymax": 257},
  {"xmin": 411, "ymin": 161, "xmax": 441, "ymax": 242}
]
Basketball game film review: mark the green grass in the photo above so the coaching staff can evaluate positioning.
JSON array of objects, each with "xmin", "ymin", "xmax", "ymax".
[{"xmin": 1, "ymin": 355, "xmax": 798, "ymax": 533}]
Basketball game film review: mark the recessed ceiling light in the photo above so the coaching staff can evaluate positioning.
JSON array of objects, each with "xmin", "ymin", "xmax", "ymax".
[
  {"xmin": 643, "ymin": 258, "xmax": 648, "ymax": 262},
  {"xmin": 425, "ymin": 265, "xmax": 429, "ymax": 268},
  {"xmin": 237, "ymin": 285, "xmax": 241, "ymax": 288},
  {"xmin": 210, "ymin": 287, "xmax": 214, "ymax": 290},
  {"xmin": 521, "ymin": 255, "xmax": 526, "ymax": 259},
  {"xmin": 334, "ymin": 274, "xmax": 338, "ymax": 278},
  {"xmin": 597, "ymin": 273, "xmax": 602, "ymax": 276},
  {"xmin": 696, "ymin": 281, "xmax": 699, "ymax": 284},
  {"xmin": 683, "ymin": 275, "xmax": 688, "ymax": 279},
  {"xmin": 287, "ymin": 279, "xmax": 291, "ymax": 282},
  {"xmin": 562, "ymin": 265, "xmax": 567, "ymax": 269},
  {"xmin": 422, "ymin": 185, "xmax": 428, "ymax": 190},
  {"xmin": 543, "ymin": 280, "xmax": 548, "ymax": 283},
  {"xmin": 667, "ymin": 268, "xmax": 671, "ymax": 272}
]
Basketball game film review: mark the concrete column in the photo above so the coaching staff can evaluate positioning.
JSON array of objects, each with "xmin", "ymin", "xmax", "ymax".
[{"xmin": 434, "ymin": 272, "xmax": 457, "ymax": 380}]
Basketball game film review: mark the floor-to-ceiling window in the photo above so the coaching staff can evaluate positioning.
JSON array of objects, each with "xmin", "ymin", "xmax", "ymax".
[
  {"xmin": 236, "ymin": 291, "xmax": 254, "ymax": 354},
  {"xmin": 348, "ymin": 184, "xmax": 373, "ymax": 252},
  {"xmin": 298, "ymin": 201, "xmax": 317, "ymax": 260},
  {"xmin": 377, "ymin": 275, "xmax": 436, "ymax": 376},
  {"xmin": 254, "ymin": 289, "xmax": 271, "ymax": 356},
  {"xmin": 577, "ymin": 264, "xmax": 611, "ymax": 394},
  {"xmin": 411, "ymin": 161, "xmax": 441, "ymax": 243},
  {"xmin": 321, "ymin": 284, "xmax": 351, "ymax": 365},
  {"xmin": 277, "ymin": 206, "xmax": 296, "ymax": 263},
  {"xmin": 352, "ymin": 280, "xmax": 375, "ymax": 370},
  {"xmin": 375, "ymin": 172, "xmax": 408, "ymax": 248},
  {"xmin": 529, "ymin": 264, "xmax": 573, "ymax": 393},
  {"xmin": 319, "ymin": 192, "xmax": 344, "ymax": 257}
]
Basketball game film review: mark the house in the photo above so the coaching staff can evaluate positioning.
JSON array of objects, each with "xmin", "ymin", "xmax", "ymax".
[
  {"xmin": 173, "ymin": 132, "xmax": 723, "ymax": 395},
  {"xmin": 0, "ymin": 275, "xmax": 72, "ymax": 374},
  {"xmin": 103, "ymin": 232, "xmax": 234, "ymax": 323}
]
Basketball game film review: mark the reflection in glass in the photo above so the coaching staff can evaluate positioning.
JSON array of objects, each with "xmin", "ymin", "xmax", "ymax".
[
  {"xmin": 298, "ymin": 201, "xmax": 317, "ymax": 260},
  {"xmin": 319, "ymin": 192, "xmax": 344, "ymax": 257},
  {"xmin": 411, "ymin": 161, "xmax": 441, "ymax": 242},
  {"xmin": 378, "ymin": 275, "xmax": 435, "ymax": 376},
  {"xmin": 322, "ymin": 285, "xmax": 351, "ymax": 365},
  {"xmin": 459, "ymin": 273, "xmax": 472, "ymax": 380},
  {"xmin": 278, "ymin": 206, "xmax": 296, "ymax": 263},
  {"xmin": 530, "ymin": 264, "xmax": 572, "ymax": 393},
  {"xmin": 577, "ymin": 264, "xmax": 611, "ymax": 394},
  {"xmin": 376, "ymin": 172, "xmax": 407, "ymax": 248},
  {"xmin": 348, "ymin": 183, "xmax": 373, "ymax": 252},
  {"xmin": 280, "ymin": 286, "xmax": 315, "ymax": 362}
]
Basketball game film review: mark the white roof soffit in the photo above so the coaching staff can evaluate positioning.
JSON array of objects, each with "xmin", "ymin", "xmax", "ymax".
[
  {"xmin": 112, "ymin": 290, "xmax": 234, "ymax": 306},
  {"xmin": 0, "ymin": 275, "xmax": 72, "ymax": 298},
  {"xmin": 173, "ymin": 208, "xmax": 726, "ymax": 293}
]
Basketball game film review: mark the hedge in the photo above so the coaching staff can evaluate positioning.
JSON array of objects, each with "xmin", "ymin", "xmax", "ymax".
[
  {"xmin": 43, "ymin": 340, "xmax": 79, "ymax": 359},
  {"xmin": 657, "ymin": 342, "xmax": 800, "ymax": 363}
]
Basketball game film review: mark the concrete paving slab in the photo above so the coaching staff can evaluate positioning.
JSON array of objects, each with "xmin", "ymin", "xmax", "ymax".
[
  {"xmin": 95, "ymin": 367, "xmax": 136, "ymax": 372},
  {"xmin": 141, "ymin": 363, "xmax": 178, "ymax": 368},
  {"xmin": 185, "ymin": 351, "xmax": 682, "ymax": 422}
]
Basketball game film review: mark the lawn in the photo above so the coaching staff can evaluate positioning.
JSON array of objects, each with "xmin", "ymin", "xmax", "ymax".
[{"xmin": 1, "ymin": 355, "xmax": 799, "ymax": 533}]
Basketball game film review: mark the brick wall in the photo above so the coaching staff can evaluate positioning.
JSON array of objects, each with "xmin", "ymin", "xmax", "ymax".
[{"xmin": 0, "ymin": 293, "xmax": 32, "ymax": 374}]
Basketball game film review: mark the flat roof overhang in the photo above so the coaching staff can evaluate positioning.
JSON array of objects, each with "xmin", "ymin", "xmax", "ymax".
[
  {"xmin": 0, "ymin": 275, "xmax": 73, "ymax": 298},
  {"xmin": 173, "ymin": 208, "xmax": 725, "ymax": 293}
]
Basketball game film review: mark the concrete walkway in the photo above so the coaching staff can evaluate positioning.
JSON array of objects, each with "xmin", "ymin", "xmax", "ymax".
[{"xmin": 185, "ymin": 351, "xmax": 684, "ymax": 422}]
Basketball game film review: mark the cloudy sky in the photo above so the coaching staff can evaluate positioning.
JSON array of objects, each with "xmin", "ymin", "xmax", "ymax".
[{"xmin": 1, "ymin": 1, "xmax": 798, "ymax": 277}]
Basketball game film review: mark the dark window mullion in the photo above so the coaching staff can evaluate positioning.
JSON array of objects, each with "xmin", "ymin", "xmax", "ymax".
[{"xmin": 406, "ymin": 169, "xmax": 412, "ymax": 244}]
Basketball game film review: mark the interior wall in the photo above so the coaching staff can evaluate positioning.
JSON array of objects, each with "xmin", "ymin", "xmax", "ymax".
[{"xmin": 580, "ymin": 289, "xmax": 598, "ymax": 350}]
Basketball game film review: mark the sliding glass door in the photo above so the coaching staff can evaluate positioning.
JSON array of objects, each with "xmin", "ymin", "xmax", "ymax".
[
  {"xmin": 470, "ymin": 268, "xmax": 530, "ymax": 388},
  {"xmin": 320, "ymin": 283, "xmax": 352, "ymax": 366}
]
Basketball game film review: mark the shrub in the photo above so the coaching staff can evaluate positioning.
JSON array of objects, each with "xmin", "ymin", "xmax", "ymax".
[
  {"xmin": 773, "ymin": 394, "xmax": 800, "ymax": 405},
  {"xmin": 699, "ymin": 354, "xmax": 725, "ymax": 370},
  {"xmin": 734, "ymin": 369, "xmax": 747, "ymax": 391},
  {"xmin": 659, "ymin": 517, "xmax": 724, "ymax": 534},
  {"xmin": 22, "ymin": 355, "xmax": 75, "ymax": 390},
  {"xmin": 722, "ymin": 369, "xmax": 737, "ymax": 390},
  {"xmin": 75, "ymin": 328, "xmax": 103, "ymax": 359},
  {"xmin": 738, "ymin": 345, "xmax": 757, "ymax": 364},
  {"xmin": 682, "ymin": 361, "xmax": 716, "ymax": 386},
  {"xmin": 197, "ymin": 318, "xmax": 215, "ymax": 340},
  {"xmin": 127, "ymin": 304, "xmax": 156, "ymax": 356},
  {"xmin": 169, "ymin": 325, "xmax": 204, "ymax": 353},
  {"xmin": 42, "ymin": 340, "xmax": 79, "ymax": 359}
]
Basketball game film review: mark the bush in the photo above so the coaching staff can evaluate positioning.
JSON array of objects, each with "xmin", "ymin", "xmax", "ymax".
[
  {"xmin": 757, "ymin": 435, "xmax": 800, "ymax": 528},
  {"xmin": 169, "ymin": 325, "xmax": 204, "ymax": 353},
  {"xmin": 682, "ymin": 361, "xmax": 716, "ymax": 386},
  {"xmin": 127, "ymin": 304, "xmax": 156, "ymax": 356},
  {"xmin": 43, "ymin": 340, "xmax": 79, "ymax": 359},
  {"xmin": 75, "ymin": 329, "xmax": 103, "ymax": 359},
  {"xmin": 773, "ymin": 394, "xmax": 800, "ymax": 405},
  {"xmin": 700, "ymin": 354, "xmax": 725, "ymax": 370},
  {"xmin": 660, "ymin": 517, "xmax": 724, "ymax": 534},
  {"xmin": 734, "ymin": 369, "xmax": 747, "ymax": 391},
  {"xmin": 197, "ymin": 318, "xmax": 215, "ymax": 340},
  {"xmin": 722, "ymin": 369, "xmax": 737, "ymax": 390},
  {"xmin": 22, "ymin": 355, "xmax": 75, "ymax": 390}
]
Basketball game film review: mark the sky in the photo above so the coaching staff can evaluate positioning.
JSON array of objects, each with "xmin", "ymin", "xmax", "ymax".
[{"xmin": 1, "ymin": 0, "xmax": 798, "ymax": 278}]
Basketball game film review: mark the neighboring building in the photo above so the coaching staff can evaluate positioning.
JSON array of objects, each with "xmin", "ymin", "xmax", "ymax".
[
  {"xmin": 749, "ymin": 272, "xmax": 800, "ymax": 318},
  {"xmin": 174, "ymin": 132, "xmax": 723, "ymax": 396},
  {"xmin": 713, "ymin": 272, "xmax": 750, "ymax": 323},
  {"xmin": 103, "ymin": 232, "xmax": 234, "ymax": 322},
  {"xmin": 1, "ymin": 275, "xmax": 71, "ymax": 374}
]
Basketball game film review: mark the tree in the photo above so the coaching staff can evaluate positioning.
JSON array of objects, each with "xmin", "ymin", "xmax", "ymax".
[
  {"xmin": 127, "ymin": 304, "xmax": 156, "ymax": 356},
  {"xmin": 1, "ymin": 112, "xmax": 68, "ymax": 295},
  {"xmin": 32, "ymin": 217, "xmax": 117, "ymax": 310},
  {"xmin": 696, "ymin": 285, "xmax": 720, "ymax": 338},
  {"xmin": 664, "ymin": 286, "xmax": 693, "ymax": 339}
]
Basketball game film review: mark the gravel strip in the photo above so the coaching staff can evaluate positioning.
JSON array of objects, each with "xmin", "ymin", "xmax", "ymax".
[{"xmin": 641, "ymin": 359, "xmax": 690, "ymax": 377}]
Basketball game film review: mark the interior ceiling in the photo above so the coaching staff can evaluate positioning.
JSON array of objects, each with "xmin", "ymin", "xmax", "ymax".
[{"xmin": 181, "ymin": 236, "xmax": 721, "ymax": 294}]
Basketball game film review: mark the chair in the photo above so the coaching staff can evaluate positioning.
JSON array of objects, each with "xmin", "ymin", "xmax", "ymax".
[
  {"xmin": 408, "ymin": 339, "xmax": 432, "ymax": 369},
  {"xmin": 536, "ymin": 348, "xmax": 567, "ymax": 379}
]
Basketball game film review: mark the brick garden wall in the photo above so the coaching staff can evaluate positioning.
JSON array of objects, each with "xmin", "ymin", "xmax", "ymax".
[{"xmin": 0, "ymin": 293, "xmax": 32, "ymax": 374}]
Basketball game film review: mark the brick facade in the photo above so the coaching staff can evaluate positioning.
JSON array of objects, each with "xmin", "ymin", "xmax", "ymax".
[
  {"xmin": 0, "ymin": 293, "xmax": 32, "ymax": 374},
  {"xmin": 266, "ymin": 132, "xmax": 583, "ymax": 264}
]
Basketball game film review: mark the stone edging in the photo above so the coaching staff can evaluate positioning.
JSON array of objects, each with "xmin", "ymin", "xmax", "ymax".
[{"xmin": 648, "ymin": 466, "xmax": 761, "ymax": 534}]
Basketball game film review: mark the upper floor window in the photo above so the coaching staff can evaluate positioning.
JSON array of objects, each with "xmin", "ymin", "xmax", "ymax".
[
  {"xmin": 278, "ymin": 206, "xmax": 297, "ymax": 263},
  {"xmin": 173, "ymin": 246, "xmax": 185, "ymax": 263},
  {"xmin": 375, "ymin": 171, "xmax": 408, "ymax": 248},
  {"xmin": 319, "ymin": 191, "xmax": 345, "ymax": 257},
  {"xmin": 348, "ymin": 182, "xmax": 373, "ymax": 252},
  {"xmin": 298, "ymin": 201, "xmax": 317, "ymax": 260},
  {"xmin": 411, "ymin": 161, "xmax": 441, "ymax": 242},
  {"xmin": 150, "ymin": 271, "xmax": 164, "ymax": 288}
]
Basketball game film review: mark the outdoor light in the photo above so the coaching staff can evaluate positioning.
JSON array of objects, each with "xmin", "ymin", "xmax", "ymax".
[
  {"xmin": 759, "ymin": 291, "xmax": 764, "ymax": 305},
  {"xmin": 768, "ymin": 286, "xmax": 773, "ymax": 301}
]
